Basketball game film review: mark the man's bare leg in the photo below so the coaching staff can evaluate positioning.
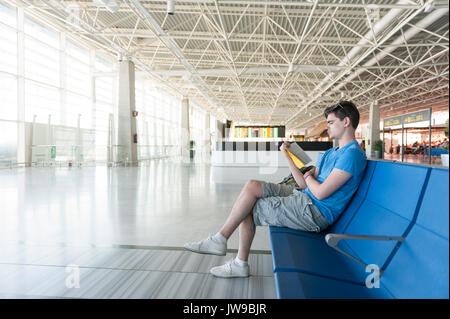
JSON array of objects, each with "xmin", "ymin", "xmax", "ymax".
[
  {"xmin": 236, "ymin": 214, "xmax": 256, "ymax": 262},
  {"xmin": 184, "ymin": 179, "xmax": 263, "ymax": 266},
  {"xmin": 218, "ymin": 180, "xmax": 263, "ymax": 261}
]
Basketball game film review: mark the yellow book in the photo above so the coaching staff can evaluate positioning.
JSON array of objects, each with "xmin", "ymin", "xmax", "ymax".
[{"xmin": 286, "ymin": 143, "xmax": 312, "ymax": 169}]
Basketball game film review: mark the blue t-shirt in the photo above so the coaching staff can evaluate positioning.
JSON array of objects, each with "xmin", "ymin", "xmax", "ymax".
[{"xmin": 302, "ymin": 140, "xmax": 367, "ymax": 225}]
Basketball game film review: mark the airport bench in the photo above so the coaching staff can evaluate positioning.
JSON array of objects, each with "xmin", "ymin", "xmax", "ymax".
[{"xmin": 269, "ymin": 160, "xmax": 449, "ymax": 298}]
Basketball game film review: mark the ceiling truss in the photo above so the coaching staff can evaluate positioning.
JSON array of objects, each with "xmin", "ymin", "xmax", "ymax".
[{"xmin": 9, "ymin": 0, "xmax": 449, "ymax": 130}]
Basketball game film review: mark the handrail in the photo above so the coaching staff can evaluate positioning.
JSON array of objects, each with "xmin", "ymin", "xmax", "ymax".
[{"xmin": 325, "ymin": 233, "xmax": 405, "ymax": 274}]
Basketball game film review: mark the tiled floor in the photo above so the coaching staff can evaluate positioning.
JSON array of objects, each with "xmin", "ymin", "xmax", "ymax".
[
  {"xmin": 0, "ymin": 159, "xmax": 289, "ymax": 299},
  {"xmin": 0, "ymin": 244, "xmax": 276, "ymax": 299}
]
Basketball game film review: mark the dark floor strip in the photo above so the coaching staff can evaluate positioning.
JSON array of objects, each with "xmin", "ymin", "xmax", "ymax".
[{"xmin": 11, "ymin": 241, "xmax": 272, "ymax": 255}]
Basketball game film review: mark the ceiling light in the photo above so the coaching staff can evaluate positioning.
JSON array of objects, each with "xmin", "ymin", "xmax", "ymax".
[
  {"xmin": 167, "ymin": 0, "xmax": 175, "ymax": 15},
  {"xmin": 288, "ymin": 63, "xmax": 294, "ymax": 73}
]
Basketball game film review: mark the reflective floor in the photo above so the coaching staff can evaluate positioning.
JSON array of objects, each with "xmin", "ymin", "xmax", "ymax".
[{"xmin": 0, "ymin": 159, "xmax": 291, "ymax": 299}]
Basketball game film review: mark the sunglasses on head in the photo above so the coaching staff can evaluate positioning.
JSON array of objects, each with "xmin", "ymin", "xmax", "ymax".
[{"xmin": 331, "ymin": 103, "xmax": 349, "ymax": 117}]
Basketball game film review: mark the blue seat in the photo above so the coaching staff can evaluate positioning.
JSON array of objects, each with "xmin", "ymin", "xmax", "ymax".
[
  {"xmin": 426, "ymin": 148, "xmax": 448, "ymax": 156},
  {"xmin": 269, "ymin": 161, "xmax": 449, "ymax": 298},
  {"xmin": 274, "ymin": 270, "xmax": 393, "ymax": 299},
  {"xmin": 379, "ymin": 167, "xmax": 449, "ymax": 298}
]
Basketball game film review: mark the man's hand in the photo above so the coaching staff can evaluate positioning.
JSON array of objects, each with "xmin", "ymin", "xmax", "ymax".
[
  {"xmin": 306, "ymin": 166, "xmax": 315, "ymax": 175},
  {"xmin": 300, "ymin": 165, "xmax": 316, "ymax": 176},
  {"xmin": 280, "ymin": 141, "xmax": 291, "ymax": 154},
  {"xmin": 303, "ymin": 167, "xmax": 315, "ymax": 181}
]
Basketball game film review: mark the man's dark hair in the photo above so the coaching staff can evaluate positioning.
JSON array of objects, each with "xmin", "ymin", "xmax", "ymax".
[{"xmin": 324, "ymin": 101, "xmax": 360, "ymax": 129}]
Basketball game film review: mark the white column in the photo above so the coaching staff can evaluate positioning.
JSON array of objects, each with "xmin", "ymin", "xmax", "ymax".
[
  {"xmin": 204, "ymin": 112, "xmax": 211, "ymax": 159},
  {"xmin": 17, "ymin": 7, "xmax": 26, "ymax": 165},
  {"xmin": 153, "ymin": 121, "xmax": 157, "ymax": 157},
  {"xmin": 367, "ymin": 100, "xmax": 380, "ymax": 158},
  {"xmin": 76, "ymin": 114, "xmax": 83, "ymax": 164},
  {"xmin": 107, "ymin": 113, "xmax": 114, "ymax": 165},
  {"xmin": 161, "ymin": 121, "xmax": 165, "ymax": 157},
  {"xmin": 117, "ymin": 59, "xmax": 137, "ymax": 165},
  {"xmin": 144, "ymin": 120, "xmax": 149, "ymax": 159},
  {"xmin": 90, "ymin": 49, "xmax": 96, "ymax": 133},
  {"xmin": 181, "ymin": 97, "xmax": 190, "ymax": 161},
  {"xmin": 216, "ymin": 119, "xmax": 224, "ymax": 141},
  {"xmin": 212, "ymin": 119, "xmax": 219, "ymax": 151},
  {"xmin": 60, "ymin": 33, "xmax": 67, "ymax": 126}
]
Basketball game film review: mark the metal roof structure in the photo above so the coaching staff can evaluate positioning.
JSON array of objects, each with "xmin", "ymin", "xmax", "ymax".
[{"xmin": 12, "ymin": 0, "xmax": 449, "ymax": 132}]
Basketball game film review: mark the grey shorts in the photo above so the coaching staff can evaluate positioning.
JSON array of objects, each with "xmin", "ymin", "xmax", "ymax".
[{"xmin": 252, "ymin": 181, "xmax": 329, "ymax": 233}]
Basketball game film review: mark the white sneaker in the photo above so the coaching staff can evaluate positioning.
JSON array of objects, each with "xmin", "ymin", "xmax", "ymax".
[
  {"xmin": 210, "ymin": 259, "xmax": 250, "ymax": 278},
  {"xmin": 183, "ymin": 235, "xmax": 227, "ymax": 256}
]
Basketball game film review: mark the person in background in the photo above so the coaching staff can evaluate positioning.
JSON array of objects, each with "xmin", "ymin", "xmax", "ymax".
[
  {"xmin": 420, "ymin": 141, "xmax": 427, "ymax": 155},
  {"xmin": 412, "ymin": 141, "xmax": 419, "ymax": 154}
]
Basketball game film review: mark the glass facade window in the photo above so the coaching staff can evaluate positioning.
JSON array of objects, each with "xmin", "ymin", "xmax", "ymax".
[
  {"xmin": 0, "ymin": 74, "xmax": 17, "ymax": 121},
  {"xmin": 0, "ymin": 3, "xmax": 18, "ymax": 122},
  {"xmin": 25, "ymin": 80, "xmax": 60, "ymax": 124},
  {"xmin": 66, "ymin": 55, "xmax": 91, "ymax": 95},
  {"xmin": 66, "ymin": 40, "xmax": 90, "ymax": 64},
  {"xmin": 0, "ymin": 2, "xmax": 188, "ymax": 165},
  {"xmin": 0, "ymin": 22, "xmax": 17, "ymax": 74},
  {"xmin": 24, "ymin": 16, "xmax": 59, "ymax": 49},
  {"xmin": 94, "ymin": 60, "xmax": 115, "ymax": 161},
  {"xmin": 135, "ymin": 76, "xmax": 182, "ymax": 159},
  {"xmin": 96, "ymin": 56, "xmax": 114, "ymax": 72},
  {"xmin": 66, "ymin": 92, "xmax": 91, "ymax": 129},
  {"xmin": 24, "ymin": 18, "xmax": 60, "ymax": 87},
  {"xmin": 190, "ymin": 105, "xmax": 206, "ymax": 150},
  {"xmin": 0, "ymin": 2, "xmax": 16, "ymax": 28}
]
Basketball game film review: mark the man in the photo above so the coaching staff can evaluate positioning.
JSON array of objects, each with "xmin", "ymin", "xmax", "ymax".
[{"xmin": 184, "ymin": 101, "xmax": 367, "ymax": 278}]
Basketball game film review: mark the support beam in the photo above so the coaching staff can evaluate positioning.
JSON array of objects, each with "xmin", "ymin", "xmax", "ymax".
[
  {"xmin": 181, "ymin": 97, "xmax": 190, "ymax": 162},
  {"xmin": 117, "ymin": 60, "xmax": 138, "ymax": 165},
  {"xmin": 367, "ymin": 100, "xmax": 380, "ymax": 158}
]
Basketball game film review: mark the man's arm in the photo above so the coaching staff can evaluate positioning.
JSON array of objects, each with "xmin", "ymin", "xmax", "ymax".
[
  {"xmin": 285, "ymin": 154, "xmax": 308, "ymax": 189},
  {"xmin": 304, "ymin": 168, "xmax": 352, "ymax": 200},
  {"xmin": 280, "ymin": 142, "xmax": 350, "ymax": 199},
  {"xmin": 312, "ymin": 166, "xmax": 318, "ymax": 179}
]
